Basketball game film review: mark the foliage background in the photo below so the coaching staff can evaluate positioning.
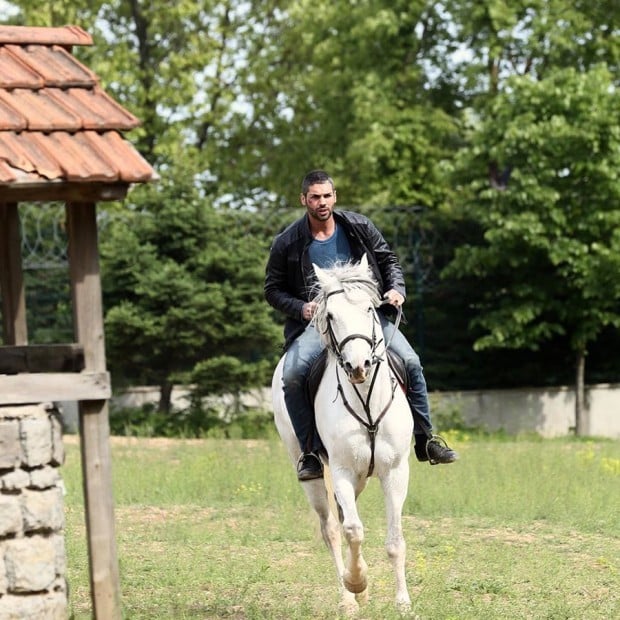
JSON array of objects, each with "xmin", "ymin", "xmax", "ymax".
[{"xmin": 2, "ymin": 0, "xmax": 619, "ymax": 429}]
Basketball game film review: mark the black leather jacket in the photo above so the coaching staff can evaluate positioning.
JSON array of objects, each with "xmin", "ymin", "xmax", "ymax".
[{"xmin": 264, "ymin": 210, "xmax": 406, "ymax": 348}]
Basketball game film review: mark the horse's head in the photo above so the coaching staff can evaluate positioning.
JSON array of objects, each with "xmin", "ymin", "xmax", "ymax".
[{"xmin": 312, "ymin": 254, "xmax": 383, "ymax": 384}]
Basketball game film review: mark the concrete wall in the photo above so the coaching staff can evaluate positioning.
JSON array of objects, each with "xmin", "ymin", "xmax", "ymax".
[
  {"xmin": 438, "ymin": 383, "xmax": 620, "ymax": 438},
  {"xmin": 61, "ymin": 382, "xmax": 620, "ymax": 439}
]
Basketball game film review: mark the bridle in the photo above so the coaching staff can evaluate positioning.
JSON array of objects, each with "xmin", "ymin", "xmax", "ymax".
[
  {"xmin": 321, "ymin": 288, "xmax": 402, "ymax": 477},
  {"xmin": 322, "ymin": 288, "xmax": 384, "ymax": 368}
]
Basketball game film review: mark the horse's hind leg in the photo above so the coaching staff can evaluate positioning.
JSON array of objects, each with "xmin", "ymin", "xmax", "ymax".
[{"xmin": 379, "ymin": 462, "xmax": 411, "ymax": 609}]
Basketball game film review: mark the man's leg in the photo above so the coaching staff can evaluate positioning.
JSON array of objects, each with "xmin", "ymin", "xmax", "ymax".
[
  {"xmin": 380, "ymin": 315, "xmax": 457, "ymax": 465},
  {"xmin": 282, "ymin": 325, "xmax": 324, "ymax": 479}
]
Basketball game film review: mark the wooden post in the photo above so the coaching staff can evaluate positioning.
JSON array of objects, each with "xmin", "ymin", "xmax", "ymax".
[
  {"xmin": 66, "ymin": 202, "xmax": 121, "ymax": 620},
  {"xmin": 0, "ymin": 202, "xmax": 28, "ymax": 345}
]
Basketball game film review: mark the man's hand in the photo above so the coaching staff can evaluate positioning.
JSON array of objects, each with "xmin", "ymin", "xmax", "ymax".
[
  {"xmin": 302, "ymin": 301, "xmax": 318, "ymax": 321},
  {"xmin": 383, "ymin": 289, "xmax": 404, "ymax": 307}
]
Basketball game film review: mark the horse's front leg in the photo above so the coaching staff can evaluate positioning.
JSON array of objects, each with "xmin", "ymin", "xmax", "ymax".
[
  {"xmin": 301, "ymin": 477, "xmax": 358, "ymax": 614},
  {"xmin": 332, "ymin": 471, "xmax": 368, "ymax": 596},
  {"xmin": 379, "ymin": 460, "xmax": 411, "ymax": 610}
]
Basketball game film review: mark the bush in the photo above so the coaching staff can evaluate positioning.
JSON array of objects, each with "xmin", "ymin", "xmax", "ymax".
[
  {"xmin": 428, "ymin": 395, "xmax": 472, "ymax": 432},
  {"xmin": 109, "ymin": 401, "xmax": 277, "ymax": 439}
]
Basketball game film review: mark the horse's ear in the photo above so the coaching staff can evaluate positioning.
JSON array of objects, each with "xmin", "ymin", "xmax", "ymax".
[
  {"xmin": 313, "ymin": 263, "xmax": 330, "ymax": 288},
  {"xmin": 359, "ymin": 253, "xmax": 369, "ymax": 271}
]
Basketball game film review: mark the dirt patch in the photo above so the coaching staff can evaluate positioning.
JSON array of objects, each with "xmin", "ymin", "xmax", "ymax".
[
  {"xmin": 116, "ymin": 505, "xmax": 217, "ymax": 524},
  {"xmin": 64, "ymin": 434, "xmax": 206, "ymax": 448},
  {"xmin": 63, "ymin": 434, "xmax": 267, "ymax": 449},
  {"xmin": 470, "ymin": 526, "xmax": 540, "ymax": 545}
]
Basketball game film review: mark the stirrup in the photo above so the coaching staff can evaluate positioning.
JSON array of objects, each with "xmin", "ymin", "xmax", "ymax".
[
  {"xmin": 296, "ymin": 451, "xmax": 323, "ymax": 480},
  {"xmin": 426, "ymin": 434, "xmax": 451, "ymax": 465}
]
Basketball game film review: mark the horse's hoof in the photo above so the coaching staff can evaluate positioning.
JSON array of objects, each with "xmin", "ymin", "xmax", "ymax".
[
  {"xmin": 395, "ymin": 597, "xmax": 413, "ymax": 616},
  {"xmin": 355, "ymin": 588, "xmax": 369, "ymax": 605},
  {"xmin": 344, "ymin": 577, "xmax": 368, "ymax": 594},
  {"xmin": 338, "ymin": 596, "xmax": 358, "ymax": 617}
]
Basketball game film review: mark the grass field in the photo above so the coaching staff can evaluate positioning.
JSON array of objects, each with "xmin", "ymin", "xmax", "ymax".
[{"xmin": 63, "ymin": 434, "xmax": 619, "ymax": 619}]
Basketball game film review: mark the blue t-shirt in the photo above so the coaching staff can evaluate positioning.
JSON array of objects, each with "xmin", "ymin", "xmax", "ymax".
[{"xmin": 308, "ymin": 223, "xmax": 352, "ymax": 267}]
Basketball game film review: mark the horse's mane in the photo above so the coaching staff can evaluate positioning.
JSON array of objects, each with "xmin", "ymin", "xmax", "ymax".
[{"xmin": 312, "ymin": 261, "xmax": 381, "ymax": 336}]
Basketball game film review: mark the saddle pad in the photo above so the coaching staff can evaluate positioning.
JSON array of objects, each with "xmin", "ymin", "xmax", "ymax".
[{"xmin": 306, "ymin": 349, "xmax": 328, "ymax": 404}]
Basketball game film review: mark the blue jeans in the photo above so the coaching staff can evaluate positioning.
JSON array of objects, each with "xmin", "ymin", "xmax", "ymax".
[{"xmin": 282, "ymin": 314, "xmax": 433, "ymax": 453}]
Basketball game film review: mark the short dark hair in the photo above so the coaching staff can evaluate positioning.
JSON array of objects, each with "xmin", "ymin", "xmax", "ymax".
[{"xmin": 301, "ymin": 170, "xmax": 335, "ymax": 194}]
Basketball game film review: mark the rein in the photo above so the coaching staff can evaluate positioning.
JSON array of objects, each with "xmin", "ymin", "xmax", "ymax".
[
  {"xmin": 335, "ymin": 364, "xmax": 398, "ymax": 477},
  {"xmin": 380, "ymin": 299, "xmax": 403, "ymax": 352},
  {"xmin": 322, "ymin": 288, "xmax": 401, "ymax": 478}
]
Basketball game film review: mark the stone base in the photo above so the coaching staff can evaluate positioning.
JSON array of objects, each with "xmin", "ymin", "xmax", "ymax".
[{"xmin": 0, "ymin": 404, "xmax": 67, "ymax": 619}]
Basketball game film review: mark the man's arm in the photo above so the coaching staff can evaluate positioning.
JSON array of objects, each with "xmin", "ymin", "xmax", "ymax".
[
  {"xmin": 364, "ymin": 219, "xmax": 407, "ymax": 298},
  {"xmin": 264, "ymin": 241, "xmax": 305, "ymax": 320}
]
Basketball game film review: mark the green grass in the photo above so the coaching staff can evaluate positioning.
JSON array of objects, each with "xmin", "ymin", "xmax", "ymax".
[{"xmin": 63, "ymin": 434, "xmax": 620, "ymax": 619}]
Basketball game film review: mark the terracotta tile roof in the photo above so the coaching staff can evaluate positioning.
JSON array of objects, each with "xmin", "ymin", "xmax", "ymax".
[{"xmin": 0, "ymin": 25, "xmax": 157, "ymax": 190}]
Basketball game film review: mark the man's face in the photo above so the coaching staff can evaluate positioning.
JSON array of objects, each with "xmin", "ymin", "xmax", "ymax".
[{"xmin": 301, "ymin": 182, "xmax": 336, "ymax": 222}]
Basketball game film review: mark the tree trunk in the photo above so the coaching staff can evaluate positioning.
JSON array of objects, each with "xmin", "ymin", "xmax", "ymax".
[
  {"xmin": 158, "ymin": 382, "xmax": 173, "ymax": 414},
  {"xmin": 574, "ymin": 349, "xmax": 587, "ymax": 436}
]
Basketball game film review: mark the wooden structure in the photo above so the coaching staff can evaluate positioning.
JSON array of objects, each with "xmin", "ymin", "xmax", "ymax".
[{"xmin": 0, "ymin": 25, "xmax": 157, "ymax": 619}]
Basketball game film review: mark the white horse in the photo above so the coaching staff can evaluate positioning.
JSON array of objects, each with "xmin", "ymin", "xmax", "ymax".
[{"xmin": 271, "ymin": 255, "xmax": 413, "ymax": 613}]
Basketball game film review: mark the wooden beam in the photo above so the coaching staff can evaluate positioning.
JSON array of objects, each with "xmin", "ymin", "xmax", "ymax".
[
  {"xmin": 0, "ymin": 344, "xmax": 84, "ymax": 373},
  {"xmin": 0, "ymin": 202, "xmax": 28, "ymax": 345},
  {"xmin": 0, "ymin": 371, "xmax": 110, "ymax": 404},
  {"xmin": 67, "ymin": 203, "xmax": 106, "ymax": 369},
  {"xmin": 66, "ymin": 201, "xmax": 121, "ymax": 620},
  {"xmin": 0, "ymin": 183, "xmax": 129, "ymax": 203}
]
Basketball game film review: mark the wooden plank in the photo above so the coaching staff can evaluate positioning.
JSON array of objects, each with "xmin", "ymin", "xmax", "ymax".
[
  {"xmin": 0, "ymin": 202, "xmax": 28, "ymax": 345},
  {"xmin": 0, "ymin": 371, "xmax": 110, "ymax": 404},
  {"xmin": 0, "ymin": 344, "xmax": 84, "ymax": 373},
  {"xmin": 79, "ymin": 401, "xmax": 120, "ymax": 618},
  {"xmin": 67, "ymin": 202, "xmax": 121, "ymax": 620},
  {"xmin": 0, "ymin": 182, "xmax": 129, "ymax": 203}
]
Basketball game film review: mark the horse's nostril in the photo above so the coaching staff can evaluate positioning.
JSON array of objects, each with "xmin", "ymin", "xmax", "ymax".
[
  {"xmin": 364, "ymin": 360, "xmax": 371, "ymax": 370},
  {"xmin": 344, "ymin": 362, "xmax": 353, "ymax": 373}
]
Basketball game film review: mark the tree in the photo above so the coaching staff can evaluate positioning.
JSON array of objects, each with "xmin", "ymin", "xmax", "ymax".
[
  {"xmin": 445, "ymin": 65, "xmax": 620, "ymax": 433},
  {"xmin": 230, "ymin": 0, "xmax": 462, "ymax": 210},
  {"xmin": 100, "ymin": 168, "xmax": 281, "ymax": 412},
  {"xmin": 443, "ymin": 0, "xmax": 620, "ymax": 97},
  {"xmin": 5, "ymin": 0, "xmax": 620, "ymax": 405}
]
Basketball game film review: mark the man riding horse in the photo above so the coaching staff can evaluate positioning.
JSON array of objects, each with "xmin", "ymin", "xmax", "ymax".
[{"xmin": 265, "ymin": 169, "xmax": 457, "ymax": 480}]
